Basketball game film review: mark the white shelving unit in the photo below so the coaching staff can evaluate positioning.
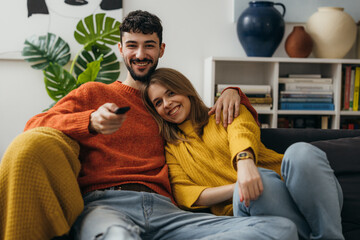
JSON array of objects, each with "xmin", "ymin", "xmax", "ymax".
[{"xmin": 204, "ymin": 56, "xmax": 360, "ymax": 129}]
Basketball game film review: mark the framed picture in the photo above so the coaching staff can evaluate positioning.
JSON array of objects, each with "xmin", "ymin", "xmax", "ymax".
[{"xmin": 0, "ymin": 0, "xmax": 123, "ymax": 59}]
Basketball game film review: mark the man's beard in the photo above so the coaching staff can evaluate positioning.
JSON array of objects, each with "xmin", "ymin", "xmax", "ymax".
[{"xmin": 125, "ymin": 58, "xmax": 159, "ymax": 83}]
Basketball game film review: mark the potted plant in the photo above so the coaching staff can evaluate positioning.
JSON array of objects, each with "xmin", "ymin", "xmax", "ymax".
[{"xmin": 22, "ymin": 13, "xmax": 121, "ymax": 110}]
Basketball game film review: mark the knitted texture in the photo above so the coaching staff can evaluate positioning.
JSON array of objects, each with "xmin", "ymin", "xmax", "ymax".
[
  {"xmin": 24, "ymin": 81, "xmax": 173, "ymax": 199},
  {"xmin": 0, "ymin": 127, "xmax": 83, "ymax": 240},
  {"xmin": 166, "ymin": 105, "xmax": 283, "ymax": 216}
]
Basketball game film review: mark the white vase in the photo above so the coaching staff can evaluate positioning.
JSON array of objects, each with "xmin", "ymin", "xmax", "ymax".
[{"xmin": 306, "ymin": 7, "xmax": 357, "ymax": 59}]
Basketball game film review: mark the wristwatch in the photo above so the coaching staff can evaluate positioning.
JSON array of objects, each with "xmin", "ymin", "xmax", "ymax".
[
  {"xmin": 236, "ymin": 152, "xmax": 254, "ymax": 161},
  {"xmin": 233, "ymin": 151, "xmax": 255, "ymax": 170}
]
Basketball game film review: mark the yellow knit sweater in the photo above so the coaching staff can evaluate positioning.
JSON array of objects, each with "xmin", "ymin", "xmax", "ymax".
[
  {"xmin": 165, "ymin": 105, "xmax": 283, "ymax": 216},
  {"xmin": 0, "ymin": 127, "xmax": 83, "ymax": 240}
]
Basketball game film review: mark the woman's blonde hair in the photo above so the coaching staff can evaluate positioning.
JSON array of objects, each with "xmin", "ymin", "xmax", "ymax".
[{"xmin": 142, "ymin": 68, "xmax": 209, "ymax": 144}]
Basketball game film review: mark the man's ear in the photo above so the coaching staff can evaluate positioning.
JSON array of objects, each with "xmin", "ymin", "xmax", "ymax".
[
  {"xmin": 118, "ymin": 42, "xmax": 123, "ymax": 54},
  {"xmin": 159, "ymin": 43, "xmax": 166, "ymax": 58}
]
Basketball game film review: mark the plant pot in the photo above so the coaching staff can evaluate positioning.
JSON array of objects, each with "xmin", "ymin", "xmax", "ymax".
[
  {"xmin": 285, "ymin": 26, "xmax": 313, "ymax": 58},
  {"xmin": 306, "ymin": 7, "xmax": 357, "ymax": 59},
  {"xmin": 236, "ymin": 1, "xmax": 286, "ymax": 57}
]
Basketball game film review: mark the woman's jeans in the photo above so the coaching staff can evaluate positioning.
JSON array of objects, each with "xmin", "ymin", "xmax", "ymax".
[
  {"xmin": 71, "ymin": 189, "xmax": 298, "ymax": 240},
  {"xmin": 233, "ymin": 142, "xmax": 344, "ymax": 240}
]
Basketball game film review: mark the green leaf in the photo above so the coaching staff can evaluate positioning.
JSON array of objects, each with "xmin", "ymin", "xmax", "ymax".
[
  {"xmin": 74, "ymin": 13, "xmax": 121, "ymax": 51},
  {"xmin": 44, "ymin": 63, "xmax": 77, "ymax": 101},
  {"xmin": 76, "ymin": 57, "xmax": 103, "ymax": 86},
  {"xmin": 74, "ymin": 44, "xmax": 120, "ymax": 84},
  {"xmin": 22, "ymin": 33, "xmax": 71, "ymax": 70}
]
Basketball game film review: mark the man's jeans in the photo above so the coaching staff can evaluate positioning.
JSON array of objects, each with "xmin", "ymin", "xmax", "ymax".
[
  {"xmin": 233, "ymin": 142, "xmax": 344, "ymax": 240},
  {"xmin": 71, "ymin": 189, "xmax": 298, "ymax": 240}
]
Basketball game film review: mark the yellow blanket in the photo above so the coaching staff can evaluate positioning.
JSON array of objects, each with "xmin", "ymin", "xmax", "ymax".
[{"xmin": 0, "ymin": 127, "xmax": 83, "ymax": 240}]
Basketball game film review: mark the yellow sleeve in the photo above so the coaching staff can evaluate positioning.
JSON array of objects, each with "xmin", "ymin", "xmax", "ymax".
[
  {"xmin": 227, "ymin": 104, "xmax": 262, "ymax": 167},
  {"xmin": 166, "ymin": 149, "xmax": 208, "ymax": 210}
]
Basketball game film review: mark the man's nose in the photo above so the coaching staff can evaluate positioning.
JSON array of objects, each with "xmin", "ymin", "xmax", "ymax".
[{"xmin": 136, "ymin": 46, "xmax": 146, "ymax": 59}]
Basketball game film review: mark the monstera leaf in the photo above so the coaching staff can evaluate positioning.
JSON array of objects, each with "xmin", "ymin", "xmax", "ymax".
[
  {"xmin": 74, "ymin": 44, "xmax": 120, "ymax": 84},
  {"xmin": 74, "ymin": 13, "xmax": 121, "ymax": 51},
  {"xmin": 44, "ymin": 63, "xmax": 77, "ymax": 101},
  {"xmin": 22, "ymin": 13, "xmax": 121, "ymax": 110},
  {"xmin": 22, "ymin": 33, "xmax": 71, "ymax": 70},
  {"xmin": 76, "ymin": 55, "xmax": 104, "ymax": 85}
]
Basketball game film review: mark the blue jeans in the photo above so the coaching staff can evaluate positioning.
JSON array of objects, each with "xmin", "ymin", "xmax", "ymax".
[
  {"xmin": 71, "ymin": 189, "xmax": 298, "ymax": 240},
  {"xmin": 233, "ymin": 142, "xmax": 344, "ymax": 240}
]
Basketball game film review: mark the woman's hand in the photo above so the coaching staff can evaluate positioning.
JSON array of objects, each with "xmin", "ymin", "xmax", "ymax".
[{"xmin": 236, "ymin": 159, "xmax": 263, "ymax": 207}]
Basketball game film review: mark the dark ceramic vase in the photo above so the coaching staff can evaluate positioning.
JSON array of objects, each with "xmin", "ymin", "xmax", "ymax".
[
  {"xmin": 285, "ymin": 26, "xmax": 313, "ymax": 58},
  {"xmin": 237, "ymin": 1, "xmax": 286, "ymax": 57}
]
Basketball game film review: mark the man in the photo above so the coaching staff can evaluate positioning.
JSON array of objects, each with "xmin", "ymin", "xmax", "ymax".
[{"xmin": 0, "ymin": 10, "xmax": 297, "ymax": 240}]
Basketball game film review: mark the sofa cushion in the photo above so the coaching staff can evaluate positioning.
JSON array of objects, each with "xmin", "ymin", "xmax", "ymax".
[{"xmin": 310, "ymin": 137, "xmax": 360, "ymax": 238}]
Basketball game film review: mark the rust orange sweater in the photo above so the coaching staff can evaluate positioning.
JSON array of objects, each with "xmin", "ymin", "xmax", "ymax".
[
  {"xmin": 24, "ymin": 81, "xmax": 258, "ymax": 203},
  {"xmin": 25, "ymin": 81, "xmax": 173, "ymax": 200}
]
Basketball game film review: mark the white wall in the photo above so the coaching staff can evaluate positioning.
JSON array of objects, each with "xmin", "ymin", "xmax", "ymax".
[{"xmin": 0, "ymin": 0, "xmax": 308, "ymax": 157}]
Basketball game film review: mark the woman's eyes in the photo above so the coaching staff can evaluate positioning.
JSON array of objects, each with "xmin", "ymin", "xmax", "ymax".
[
  {"xmin": 155, "ymin": 100, "xmax": 162, "ymax": 107},
  {"xmin": 168, "ymin": 91, "xmax": 175, "ymax": 96}
]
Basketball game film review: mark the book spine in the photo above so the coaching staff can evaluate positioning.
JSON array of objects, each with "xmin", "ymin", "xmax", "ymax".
[
  {"xmin": 350, "ymin": 69, "xmax": 356, "ymax": 110},
  {"xmin": 343, "ymin": 66, "xmax": 352, "ymax": 110},
  {"xmin": 280, "ymin": 102, "xmax": 334, "ymax": 110},
  {"xmin": 280, "ymin": 98, "xmax": 333, "ymax": 103},
  {"xmin": 353, "ymin": 67, "xmax": 360, "ymax": 111},
  {"xmin": 249, "ymin": 97, "xmax": 273, "ymax": 104},
  {"xmin": 217, "ymin": 84, "xmax": 271, "ymax": 94},
  {"xmin": 279, "ymin": 78, "xmax": 332, "ymax": 83},
  {"xmin": 288, "ymin": 74, "xmax": 322, "ymax": 78},
  {"xmin": 280, "ymin": 91, "xmax": 333, "ymax": 98},
  {"xmin": 321, "ymin": 116, "xmax": 329, "ymax": 129},
  {"xmin": 284, "ymin": 83, "xmax": 333, "ymax": 92}
]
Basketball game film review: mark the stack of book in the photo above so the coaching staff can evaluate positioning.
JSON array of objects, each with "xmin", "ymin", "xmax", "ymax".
[
  {"xmin": 342, "ymin": 65, "xmax": 360, "ymax": 111},
  {"xmin": 216, "ymin": 84, "xmax": 272, "ymax": 111},
  {"xmin": 279, "ymin": 74, "xmax": 334, "ymax": 110}
]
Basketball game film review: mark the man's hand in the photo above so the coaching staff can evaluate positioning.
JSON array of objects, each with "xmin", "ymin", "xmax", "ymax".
[
  {"xmin": 208, "ymin": 88, "xmax": 240, "ymax": 128},
  {"xmin": 89, "ymin": 103, "xmax": 127, "ymax": 134},
  {"xmin": 237, "ymin": 159, "xmax": 263, "ymax": 208}
]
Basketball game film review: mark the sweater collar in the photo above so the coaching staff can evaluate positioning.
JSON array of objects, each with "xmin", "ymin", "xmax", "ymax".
[
  {"xmin": 115, "ymin": 81, "xmax": 141, "ymax": 97},
  {"xmin": 178, "ymin": 120, "xmax": 195, "ymax": 135}
]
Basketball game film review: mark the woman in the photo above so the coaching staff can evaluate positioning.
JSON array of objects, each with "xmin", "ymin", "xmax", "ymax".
[{"xmin": 142, "ymin": 68, "xmax": 344, "ymax": 240}]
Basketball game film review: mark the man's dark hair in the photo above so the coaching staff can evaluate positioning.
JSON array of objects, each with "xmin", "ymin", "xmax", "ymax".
[{"xmin": 120, "ymin": 10, "xmax": 163, "ymax": 45}]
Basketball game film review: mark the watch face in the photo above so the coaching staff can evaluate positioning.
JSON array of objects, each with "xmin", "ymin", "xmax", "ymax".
[
  {"xmin": 237, "ymin": 152, "xmax": 253, "ymax": 160},
  {"xmin": 239, "ymin": 152, "xmax": 248, "ymax": 157}
]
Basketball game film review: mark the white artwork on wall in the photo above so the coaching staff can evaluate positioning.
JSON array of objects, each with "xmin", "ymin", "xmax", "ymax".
[
  {"xmin": 233, "ymin": 0, "xmax": 360, "ymax": 23},
  {"xmin": 0, "ymin": 0, "xmax": 123, "ymax": 59}
]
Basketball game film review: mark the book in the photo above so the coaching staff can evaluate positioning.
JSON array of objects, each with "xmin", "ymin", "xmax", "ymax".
[
  {"xmin": 321, "ymin": 116, "xmax": 329, "ymax": 129},
  {"xmin": 280, "ymin": 91, "xmax": 333, "ymax": 98},
  {"xmin": 280, "ymin": 102, "xmax": 334, "ymax": 110},
  {"xmin": 245, "ymin": 93, "xmax": 270, "ymax": 98},
  {"xmin": 283, "ymin": 82, "xmax": 333, "ymax": 92},
  {"xmin": 349, "ymin": 69, "xmax": 356, "ymax": 110},
  {"xmin": 280, "ymin": 97, "xmax": 333, "ymax": 103},
  {"xmin": 353, "ymin": 67, "xmax": 360, "ymax": 111},
  {"xmin": 216, "ymin": 84, "xmax": 271, "ymax": 94},
  {"xmin": 252, "ymin": 104, "xmax": 272, "ymax": 111},
  {"xmin": 288, "ymin": 74, "xmax": 322, "ymax": 78},
  {"xmin": 279, "ymin": 77, "xmax": 332, "ymax": 84},
  {"xmin": 343, "ymin": 65, "xmax": 352, "ymax": 110},
  {"xmin": 249, "ymin": 97, "xmax": 273, "ymax": 104}
]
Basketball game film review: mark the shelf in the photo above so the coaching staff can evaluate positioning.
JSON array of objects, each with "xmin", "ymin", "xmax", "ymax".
[
  {"xmin": 204, "ymin": 56, "xmax": 360, "ymax": 129},
  {"xmin": 278, "ymin": 110, "xmax": 336, "ymax": 115}
]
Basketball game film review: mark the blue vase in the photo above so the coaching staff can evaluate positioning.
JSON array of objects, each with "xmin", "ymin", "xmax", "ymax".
[{"xmin": 237, "ymin": 1, "xmax": 286, "ymax": 57}]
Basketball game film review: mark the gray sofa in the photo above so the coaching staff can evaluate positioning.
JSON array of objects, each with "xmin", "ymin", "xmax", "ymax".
[{"xmin": 260, "ymin": 128, "xmax": 360, "ymax": 240}]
